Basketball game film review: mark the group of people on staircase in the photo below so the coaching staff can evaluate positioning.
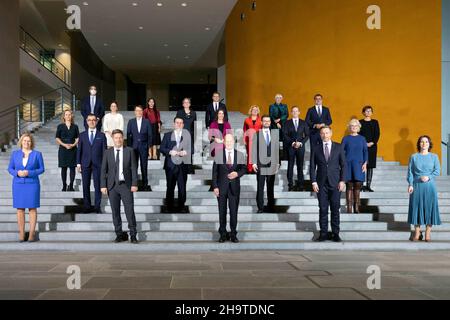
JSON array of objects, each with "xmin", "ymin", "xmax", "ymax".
[{"xmin": 5, "ymin": 87, "xmax": 442, "ymax": 244}]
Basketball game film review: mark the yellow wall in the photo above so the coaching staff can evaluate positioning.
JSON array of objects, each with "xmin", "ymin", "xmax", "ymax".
[{"xmin": 226, "ymin": 0, "xmax": 441, "ymax": 164}]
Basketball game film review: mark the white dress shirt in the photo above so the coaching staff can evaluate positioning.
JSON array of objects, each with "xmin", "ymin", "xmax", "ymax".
[
  {"xmin": 136, "ymin": 117, "xmax": 142, "ymax": 133},
  {"xmin": 315, "ymin": 105, "xmax": 322, "ymax": 116},
  {"xmin": 90, "ymin": 95, "xmax": 96, "ymax": 113},
  {"xmin": 115, "ymin": 147, "xmax": 125, "ymax": 182}
]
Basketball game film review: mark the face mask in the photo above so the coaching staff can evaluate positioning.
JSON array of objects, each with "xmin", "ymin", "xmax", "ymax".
[{"xmin": 90, "ymin": 90, "xmax": 97, "ymax": 95}]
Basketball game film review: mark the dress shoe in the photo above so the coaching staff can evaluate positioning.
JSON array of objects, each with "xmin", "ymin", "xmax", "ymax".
[
  {"xmin": 230, "ymin": 235, "xmax": 239, "ymax": 243},
  {"xmin": 130, "ymin": 236, "xmax": 139, "ymax": 244},
  {"xmin": 315, "ymin": 234, "xmax": 329, "ymax": 242},
  {"xmin": 265, "ymin": 206, "xmax": 276, "ymax": 213},
  {"xmin": 83, "ymin": 207, "xmax": 93, "ymax": 214},
  {"xmin": 67, "ymin": 185, "xmax": 75, "ymax": 192},
  {"xmin": 331, "ymin": 233, "xmax": 342, "ymax": 242},
  {"xmin": 256, "ymin": 209, "xmax": 264, "ymax": 214},
  {"xmin": 179, "ymin": 206, "xmax": 189, "ymax": 214},
  {"xmin": 218, "ymin": 234, "xmax": 227, "ymax": 243},
  {"xmin": 288, "ymin": 186, "xmax": 295, "ymax": 192},
  {"xmin": 114, "ymin": 236, "xmax": 123, "ymax": 243},
  {"xmin": 95, "ymin": 207, "xmax": 102, "ymax": 214},
  {"xmin": 61, "ymin": 185, "xmax": 67, "ymax": 192}
]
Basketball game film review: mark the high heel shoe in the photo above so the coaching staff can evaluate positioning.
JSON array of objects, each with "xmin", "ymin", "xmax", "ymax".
[{"xmin": 409, "ymin": 231, "xmax": 423, "ymax": 242}]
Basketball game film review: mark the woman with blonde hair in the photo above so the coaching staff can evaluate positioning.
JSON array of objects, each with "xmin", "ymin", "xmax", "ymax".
[
  {"xmin": 8, "ymin": 133, "xmax": 45, "ymax": 242},
  {"xmin": 341, "ymin": 119, "xmax": 368, "ymax": 213},
  {"xmin": 243, "ymin": 105, "xmax": 262, "ymax": 173},
  {"xmin": 56, "ymin": 109, "xmax": 79, "ymax": 191}
]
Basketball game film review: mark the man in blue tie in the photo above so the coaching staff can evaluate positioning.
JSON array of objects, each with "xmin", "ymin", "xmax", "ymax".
[
  {"xmin": 305, "ymin": 94, "xmax": 333, "ymax": 147},
  {"xmin": 81, "ymin": 85, "xmax": 105, "ymax": 130},
  {"xmin": 77, "ymin": 114, "xmax": 107, "ymax": 213},
  {"xmin": 250, "ymin": 115, "xmax": 280, "ymax": 213}
]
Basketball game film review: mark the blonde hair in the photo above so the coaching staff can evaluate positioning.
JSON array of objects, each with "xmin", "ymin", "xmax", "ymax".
[
  {"xmin": 18, "ymin": 133, "xmax": 35, "ymax": 150},
  {"xmin": 348, "ymin": 118, "xmax": 362, "ymax": 132},
  {"xmin": 60, "ymin": 109, "xmax": 74, "ymax": 124},
  {"xmin": 248, "ymin": 105, "xmax": 260, "ymax": 116},
  {"xmin": 275, "ymin": 94, "xmax": 283, "ymax": 100}
]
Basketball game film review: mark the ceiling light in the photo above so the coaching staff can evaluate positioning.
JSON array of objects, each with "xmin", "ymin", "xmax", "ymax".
[
  {"xmin": 164, "ymin": 44, "xmax": 169, "ymax": 47},
  {"xmin": 103, "ymin": 43, "xmax": 109, "ymax": 46},
  {"xmin": 184, "ymin": 44, "xmax": 189, "ymax": 47},
  {"xmin": 132, "ymin": 2, "xmax": 138, "ymax": 6},
  {"xmin": 181, "ymin": 3, "xmax": 187, "ymax": 6},
  {"xmin": 58, "ymin": 44, "xmax": 63, "ymax": 47},
  {"xmin": 83, "ymin": 2, "xmax": 88, "ymax": 5},
  {"xmin": 184, "ymin": 56, "xmax": 189, "ymax": 59},
  {"xmin": 167, "ymin": 56, "xmax": 171, "ymax": 59},
  {"xmin": 157, "ymin": 2, "xmax": 163, "ymax": 6},
  {"xmin": 205, "ymin": 27, "xmax": 210, "ymax": 31},
  {"xmin": 138, "ymin": 26, "xmax": 144, "ymax": 30}
]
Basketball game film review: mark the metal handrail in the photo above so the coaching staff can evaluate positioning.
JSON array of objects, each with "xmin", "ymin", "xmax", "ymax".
[
  {"xmin": 442, "ymin": 138, "xmax": 450, "ymax": 176},
  {"xmin": 20, "ymin": 27, "xmax": 70, "ymax": 85},
  {"xmin": 0, "ymin": 87, "xmax": 76, "ymax": 149}
]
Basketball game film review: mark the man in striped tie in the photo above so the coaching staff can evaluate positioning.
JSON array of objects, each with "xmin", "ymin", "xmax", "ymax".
[{"xmin": 309, "ymin": 126, "xmax": 346, "ymax": 243}]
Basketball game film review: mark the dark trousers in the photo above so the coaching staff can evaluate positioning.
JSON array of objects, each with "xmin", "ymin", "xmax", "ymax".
[
  {"xmin": 134, "ymin": 146, "xmax": 149, "ymax": 186},
  {"xmin": 256, "ymin": 173, "xmax": 275, "ymax": 210},
  {"xmin": 309, "ymin": 132, "xmax": 321, "ymax": 147},
  {"xmin": 218, "ymin": 188, "xmax": 239, "ymax": 236},
  {"xmin": 317, "ymin": 181, "xmax": 341, "ymax": 235},
  {"xmin": 165, "ymin": 167, "xmax": 187, "ymax": 207},
  {"xmin": 81, "ymin": 164, "xmax": 101, "ymax": 210},
  {"xmin": 287, "ymin": 148, "xmax": 305, "ymax": 186},
  {"xmin": 108, "ymin": 182, "xmax": 137, "ymax": 237}
]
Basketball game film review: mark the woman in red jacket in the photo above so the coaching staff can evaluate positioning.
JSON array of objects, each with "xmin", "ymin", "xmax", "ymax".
[{"xmin": 243, "ymin": 105, "xmax": 262, "ymax": 173}]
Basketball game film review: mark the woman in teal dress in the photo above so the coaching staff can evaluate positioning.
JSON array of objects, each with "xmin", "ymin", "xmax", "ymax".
[{"xmin": 407, "ymin": 135, "xmax": 441, "ymax": 242}]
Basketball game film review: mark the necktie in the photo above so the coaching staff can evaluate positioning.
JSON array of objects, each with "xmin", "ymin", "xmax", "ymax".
[
  {"xmin": 318, "ymin": 107, "xmax": 322, "ymax": 118},
  {"xmin": 176, "ymin": 133, "xmax": 180, "ymax": 149},
  {"xmin": 227, "ymin": 151, "xmax": 232, "ymax": 169},
  {"xmin": 90, "ymin": 131, "xmax": 94, "ymax": 145},
  {"xmin": 324, "ymin": 143, "xmax": 330, "ymax": 162},
  {"xmin": 294, "ymin": 120, "xmax": 298, "ymax": 131},
  {"xmin": 214, "ymin": 103, "xmax": 217, "ymax": 112},
  {"xmin": 115, "ymin": 149, "xmax": 120, "ymax": 183},
  {"xmin": 265, "ymin": 131, "xmax": 270, "ymax": 145}
]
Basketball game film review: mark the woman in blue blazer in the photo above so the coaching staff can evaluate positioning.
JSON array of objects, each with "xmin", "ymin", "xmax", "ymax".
[{"xmin": 7, "ymin": 133, "xmax": 45, "ymax": 242}]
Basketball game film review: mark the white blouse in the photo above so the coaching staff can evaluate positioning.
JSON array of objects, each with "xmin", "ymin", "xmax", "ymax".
[{"xmin": 102, "ymin": 113, "xmax": 124, "ymax": 147}]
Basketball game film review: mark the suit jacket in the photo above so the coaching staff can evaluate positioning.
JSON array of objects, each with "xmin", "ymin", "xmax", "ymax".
[
  {"xmin": 8, "ymin": 150, "xmax": 45, "ymax": 184},
  {"xmin": 101, "ymin": 147, "xmax": 138, "ymax": 191},
  {"xmin": 205, "ymin": 102, "xmax": 228, "ymax": 128},
  {"xmin": 160, "ymin": 130, "xmax": 191, "ymax": 171},
  {"xmin": 126, "ymin": 118, "xmax": 153, "ymax": 149},
  {"xmin": 310, "ymin": 142, "xmax": 346, "ymax": 188},
  {"xmin": 76, "ymin": 130, "xmax": 107, "ymax": 168},
  {"xmin": 212, "ymin": 150, "xmax": 247, "ymax": 196},
  {"xmin": 81, "ymin": 95, "xmax": 105, "ymax": 120},
  {"xmin": 269, "ymin": 103, "xmax": 289, "ymax": 130},
  {"xmin": 305, "ymin": 106, "xmax": 333, "ymax": 134},
  {"xmin": 250, "ymin": 130, "xmax": 280, "ymax": 171},
  {"xmin": 283, "ymin": 119, "xmax": 309, "ymax": 155}
]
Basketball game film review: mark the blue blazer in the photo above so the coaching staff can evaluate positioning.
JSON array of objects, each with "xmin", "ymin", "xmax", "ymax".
[
  {"xmin": 76, "ymin": 130, "xmax": 107, "ymax": 168},
  {"xmin": 305, "ymin": 106, "xmax": 333, "ymax": 134},
  {"xmin": 310, "ymin": 142, "xmax": 346, "ymax": 188},
  {"xmin": 160, "ymin": 131, "xmax": 191, "ymax": 171},
  {"xmin": 8, "ymin": 150, "xmax": 45, "ymax": 184},
  {"xmin": 126, "ymin": 118, "xmax": 153, "ymax": 149},
  {"xmin": 81, "ymin": 96, "xmax": 105, "ymax": 120}
]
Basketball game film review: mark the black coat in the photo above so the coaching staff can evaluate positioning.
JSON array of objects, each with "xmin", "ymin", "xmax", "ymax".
[
  {"xmin": 101, "ymin": 147, "xmax": 138, "ymax": 190},
  {"xmin": 283, "ymin": 119, "xmax": 309, "ymax": 155},
  {"xmin": 205, "ymin": 103, "xmax": 228, "ymax": 128},
  {"xmin": 212, "ymin": 150, "xmax": 247, "ymax": 197},
  {"xmin": 126, "ymin": 118, "xmax": 153, "ymax": 149},
  {"xmin": 310, "ymin": 142, "xmax": 346, "ymax": 188},
  {"xmin": 160, "ymin": 131, "xmax": 191, "ymax": 171}
]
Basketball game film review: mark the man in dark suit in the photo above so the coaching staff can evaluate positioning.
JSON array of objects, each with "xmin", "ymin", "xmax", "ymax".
[
  {"xmin": 77, "ymin": 114, "xmax": 107, "ymax": 213},
  {"xmin": 160, "ymin": 117, "xmax": 191, "ymax": 213},
  {"xmin": 81, "ymin": 85, "xmax": 105, "ymax": 130},
  {"xmin": 212, "ymin": 134, "xmax": 247, "ymax": 243},
  {"xmin": 284, "ymin": 106, "xmax": 309, "ymax": 191},
  {"xmin": 101, "ymin": 129, "xmax": 139, "ymax": 244},
  {"xmin": 250, "ymin": 115, "xmax": 280, "ymax": 213},
  {"xmin": 310, "ymin": 126, "xmax": 346, "ymax": 242},
  {"xmin": 205, "ymin": 92, "xmax": 228, "ymax": 128},
  {"xmin": 305, "ymin": 94, "xmax": 332, "ymax": 147},
  {"xmin": 126, "ymin": 105, "xmax": 153, "ymax": 191}
]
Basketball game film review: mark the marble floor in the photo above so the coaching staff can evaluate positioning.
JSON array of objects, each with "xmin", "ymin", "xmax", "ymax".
[{"xmin": 0, "ymin": 250, "xmax": 449, "ymax": 300}]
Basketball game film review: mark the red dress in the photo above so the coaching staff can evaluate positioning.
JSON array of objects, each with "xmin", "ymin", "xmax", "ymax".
[{"xmin": 243, "ymin": 116, "xmax": 262, "ymax": 173}]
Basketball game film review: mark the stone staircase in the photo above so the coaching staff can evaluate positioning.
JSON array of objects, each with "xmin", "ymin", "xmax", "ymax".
[{"xmin": 1, "ymin": 111, "xmax": 450, "ymax": 251}]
